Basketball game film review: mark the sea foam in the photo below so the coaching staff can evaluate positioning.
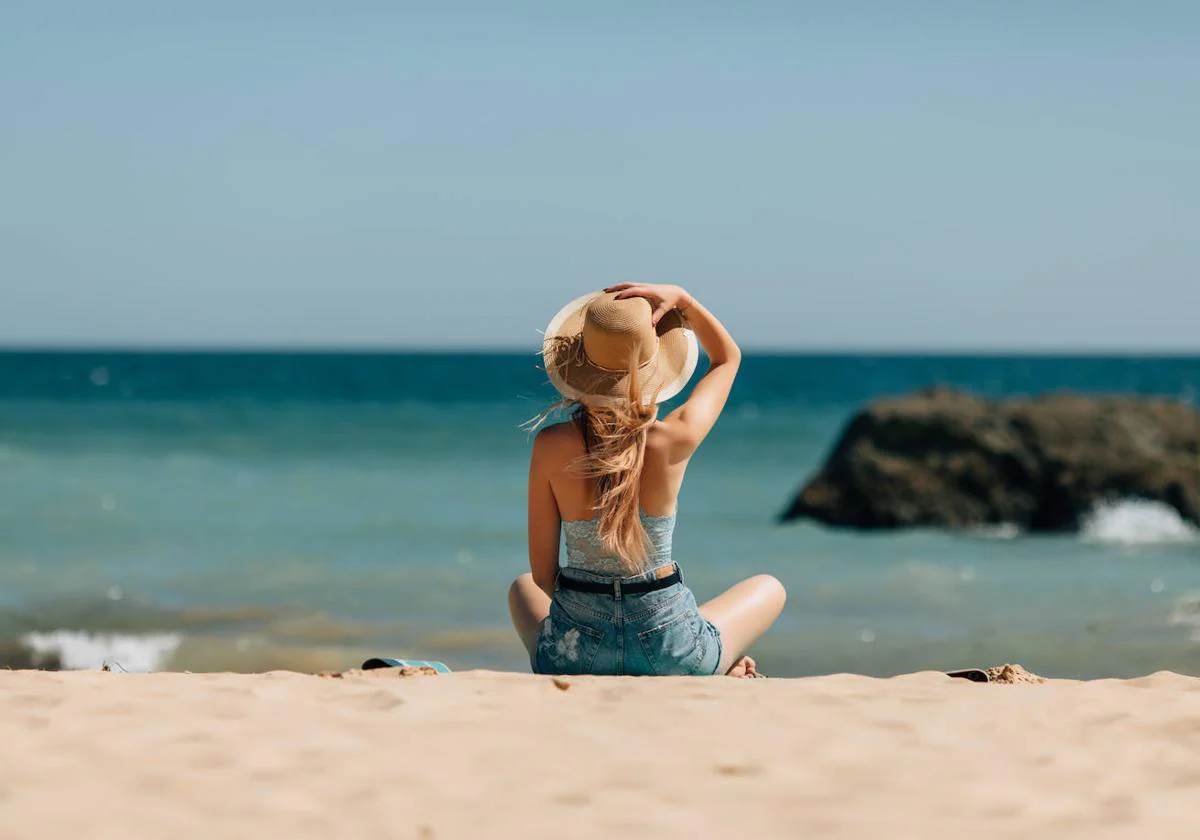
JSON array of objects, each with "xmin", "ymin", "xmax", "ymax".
[
  {"xmin": 1080, "ymin": 500, "xmax": 1200, "ymax": 546},
  {"xmin": 20, "ymin": 630, "xmax": 182, "ymax": 672}
]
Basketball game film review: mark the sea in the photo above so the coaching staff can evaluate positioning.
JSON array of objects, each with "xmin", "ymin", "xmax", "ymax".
[{"xmin": 1, "ymin": 351, "xmax": 1198, "ymax": 679}]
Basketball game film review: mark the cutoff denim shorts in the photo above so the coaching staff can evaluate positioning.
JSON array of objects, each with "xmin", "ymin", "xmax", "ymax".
[{"xmin": 533, "ymin": 564, "xmax": 723, "ymax": 677}]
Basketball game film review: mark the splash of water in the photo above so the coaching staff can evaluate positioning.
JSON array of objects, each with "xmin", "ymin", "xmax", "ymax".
[
  {"xmin": 19, "ymin": 630, "xmax": 182, "ymax": 672},
  {"xmin": 1080, "ymin": 500, "xmax": 1199, "ymax": 546}
]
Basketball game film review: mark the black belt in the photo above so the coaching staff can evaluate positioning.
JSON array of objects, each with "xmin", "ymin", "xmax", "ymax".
[{"xmin": 557, "ymin": 565, "xmax": 681, "ymax": 596}]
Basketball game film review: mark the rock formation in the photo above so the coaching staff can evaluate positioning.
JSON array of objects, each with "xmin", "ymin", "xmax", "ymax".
[{"xmin": 782, "ymin": 388, "xmax": 1200, "ymax": 531}]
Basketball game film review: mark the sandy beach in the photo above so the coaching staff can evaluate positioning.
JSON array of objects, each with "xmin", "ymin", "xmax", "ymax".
[{"xmin": 3, "ymin": 667, "xmax": 1200, "ymax": 839}]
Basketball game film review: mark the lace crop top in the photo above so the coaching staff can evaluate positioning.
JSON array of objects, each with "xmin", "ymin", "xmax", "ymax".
[{"xmin": 561, "ymin": 510, "xmax": 676, "ymax": 576}]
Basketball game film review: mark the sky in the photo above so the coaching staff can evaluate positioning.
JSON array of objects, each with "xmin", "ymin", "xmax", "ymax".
[{"xmin": 2, "ymin": 1, "xmax": 1198, "ymax": 351}]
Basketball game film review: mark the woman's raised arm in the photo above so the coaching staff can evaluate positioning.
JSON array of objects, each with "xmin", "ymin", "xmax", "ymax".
[{"xmin": 605, "ymin": 283, "xmax": 740, "ymax": 452}]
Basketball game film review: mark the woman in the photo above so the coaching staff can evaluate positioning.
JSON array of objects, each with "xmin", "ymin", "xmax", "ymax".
[{"xmin": 508, "ymin": 283, "xmax": 786, "ymax": 677}]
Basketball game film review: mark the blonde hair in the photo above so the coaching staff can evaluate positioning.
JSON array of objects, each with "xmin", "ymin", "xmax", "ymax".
[{"xmin": 531, "ymin": 344, "xmax": 658, "ymax": 572}]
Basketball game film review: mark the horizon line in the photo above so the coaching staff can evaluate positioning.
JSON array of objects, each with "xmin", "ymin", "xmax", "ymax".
[{"xmin": 1, "ymin": 344, "xmax": 1199, "ymax": 358}]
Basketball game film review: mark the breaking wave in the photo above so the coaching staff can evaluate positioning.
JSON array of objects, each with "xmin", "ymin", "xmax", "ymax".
[
  {"xmin": 1080, "ymin": 500, "xmax": 1199, "ymax": 546},
  {"xmin": 19, "ymin": 630, "xmax": 183, "ymax": 672}
]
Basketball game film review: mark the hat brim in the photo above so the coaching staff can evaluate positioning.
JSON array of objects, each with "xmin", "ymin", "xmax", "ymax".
[{"xmin": 542, "ymin": 291, "xmax": 699, "ymax": 406}]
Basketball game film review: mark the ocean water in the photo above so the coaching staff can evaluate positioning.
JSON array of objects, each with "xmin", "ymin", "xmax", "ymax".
[{"xmin": 1, "ymin": 351, "xmax": 1198, "ymax": 679}]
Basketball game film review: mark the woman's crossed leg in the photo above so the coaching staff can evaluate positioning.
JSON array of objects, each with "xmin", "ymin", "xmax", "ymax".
[{"xmin": 508, "ymin": 573, "xmax": 786, "ymax": 677}]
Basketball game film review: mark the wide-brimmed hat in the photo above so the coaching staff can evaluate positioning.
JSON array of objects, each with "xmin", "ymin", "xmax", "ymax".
[{"xmin": 542, "ymin": 291, "xmax": 699, "ymax": 405}]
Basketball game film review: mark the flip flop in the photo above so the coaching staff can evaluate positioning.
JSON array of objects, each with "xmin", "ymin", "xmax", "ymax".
[
  {"xmin": 945, "ymin": 668, "xmax": 990, "ymax": 683},
  {"xmin": 361, "ymin": 658, "xmax": 451, "ymax": 673}
]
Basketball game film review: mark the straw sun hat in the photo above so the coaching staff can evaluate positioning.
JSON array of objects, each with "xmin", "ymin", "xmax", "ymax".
[{"xmin": 542, "ymin": 291, "xmax": 699, "ymax": 406}]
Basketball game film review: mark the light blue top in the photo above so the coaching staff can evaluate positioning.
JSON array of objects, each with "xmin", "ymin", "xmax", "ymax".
[{"xmin": 561, "ymin": 510, "xmax": 676, "ymax": 576}]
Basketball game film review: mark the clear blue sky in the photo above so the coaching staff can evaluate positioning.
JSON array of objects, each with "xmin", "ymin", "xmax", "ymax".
[{"xmin": 3, "ymin": 1, "xmax": 1197, "ymax": 350}]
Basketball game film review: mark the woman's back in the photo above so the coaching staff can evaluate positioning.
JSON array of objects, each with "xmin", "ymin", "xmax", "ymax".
[
  {"xmin": 539, "ymin": 418, "xmax": 686, "ymax": 520},
  {"xmin": 540, "ymin": 417, "xmax": 688, "ymax": 574}
]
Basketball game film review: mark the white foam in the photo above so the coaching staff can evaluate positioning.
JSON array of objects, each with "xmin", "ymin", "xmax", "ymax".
[
  {"xmin": 968, "ymin": 523, "xmax": 1022, "ymax": 540},
  {"xmin": 1080, "ymin": 500, "xmax": 1199, "ymax": 546},
  {"xmin": 19, "ymin": 630, "xmax": 182, "ymax": 672}
]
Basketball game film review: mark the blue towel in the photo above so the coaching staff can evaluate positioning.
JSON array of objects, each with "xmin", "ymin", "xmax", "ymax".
[{"xmin": 361, "ymin": 657, "xmax": 451, "ymax": 673}]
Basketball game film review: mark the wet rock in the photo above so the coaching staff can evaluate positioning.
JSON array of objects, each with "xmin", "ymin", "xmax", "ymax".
[{"xmin": 782, "ymin": 388, "xmax": 1200, "ymax": 531}]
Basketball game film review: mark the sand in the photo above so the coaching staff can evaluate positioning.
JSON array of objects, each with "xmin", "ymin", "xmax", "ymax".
[{"xmin": 3, "ymin": 667, "xmax": 1200, "ymax": 839}]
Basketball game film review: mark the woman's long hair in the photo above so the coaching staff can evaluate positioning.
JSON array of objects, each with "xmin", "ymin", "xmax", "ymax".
[
  {"xmin": 532, "ymin": 348, "xmax": 658, "ymax": 572},
  {"xmin": 573, "ymin": 365, "xmax": 658, "ymax": 571}
]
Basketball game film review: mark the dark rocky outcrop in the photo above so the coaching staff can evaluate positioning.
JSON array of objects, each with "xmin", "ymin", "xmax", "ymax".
[
  {"xmin": 0, "ymin": 640, "xmax": 61, "ymax": 670},
  {"xmin": 782, "ymin": 388, "xmax": 1200, "ymax": 531}
]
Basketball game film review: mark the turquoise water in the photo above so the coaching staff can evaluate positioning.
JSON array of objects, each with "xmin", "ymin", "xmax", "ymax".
[{"xmin": 1, "ymin": 352, "xmax": 1198, "ymax": 678}]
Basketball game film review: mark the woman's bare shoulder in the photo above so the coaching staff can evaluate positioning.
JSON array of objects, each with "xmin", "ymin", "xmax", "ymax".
[{"xmin": 532, "ymin": 420, "xmax": 584, "ymax": 459}]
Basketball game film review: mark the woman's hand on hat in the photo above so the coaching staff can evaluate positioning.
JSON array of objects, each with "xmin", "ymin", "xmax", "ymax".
[{"xmin": 603, "ymin": 283, "xmax": 692, "ymax": 326}]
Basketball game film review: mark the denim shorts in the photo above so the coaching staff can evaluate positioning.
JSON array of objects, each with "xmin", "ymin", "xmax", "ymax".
[{"xmin": 533, "ymin": 564, "xmax": 723, "ymax": 677}]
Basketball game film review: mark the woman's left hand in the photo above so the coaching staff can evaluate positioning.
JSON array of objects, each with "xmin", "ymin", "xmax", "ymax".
[{"xmin": 603, "ymin": 283, "xmax": 692, "ymax": 325}]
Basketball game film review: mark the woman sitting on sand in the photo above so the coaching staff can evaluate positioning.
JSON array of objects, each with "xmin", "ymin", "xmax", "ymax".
[{"xmin": 508, "ymin": 283, "xmax": 786, "ymax": 677}]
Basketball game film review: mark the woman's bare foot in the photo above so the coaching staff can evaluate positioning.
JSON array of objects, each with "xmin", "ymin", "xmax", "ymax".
[{"xmin": 725, "ymin": 656, "xmax": 760, "ymax": 678}]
